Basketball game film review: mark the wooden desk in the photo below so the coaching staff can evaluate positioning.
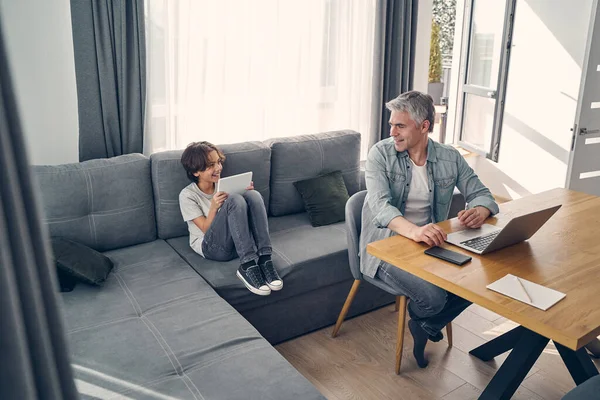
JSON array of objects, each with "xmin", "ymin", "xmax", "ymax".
[{"xmin": 367, "ymin": 188, "xmax": 600, "ymax": 399}]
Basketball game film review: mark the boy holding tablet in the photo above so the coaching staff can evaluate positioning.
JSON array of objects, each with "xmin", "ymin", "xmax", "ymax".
[{"xmin": 179, "ymin": 141, "xmax": 282, "ymax": 296}]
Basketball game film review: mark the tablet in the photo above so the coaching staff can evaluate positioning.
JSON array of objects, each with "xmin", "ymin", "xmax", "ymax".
[{"xmin": 216, "ymin": 172, "xmax": 253, "ymax": 195}]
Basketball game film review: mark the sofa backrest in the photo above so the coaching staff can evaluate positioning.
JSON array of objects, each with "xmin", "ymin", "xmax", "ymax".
[
  {"xmin": 265, "ymin": 130, "xmax": 361, "ymax": 217},
  {"xmin": 33, "ymin": 154, "xmax": 156, "ymax": 252},
  {"xmin": 150, "ymin": 141, "xmax": 271, "ymax": 239}
]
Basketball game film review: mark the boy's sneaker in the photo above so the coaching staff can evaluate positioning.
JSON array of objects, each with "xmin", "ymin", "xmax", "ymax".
[
  {"xmin": 237, "ymin": 263, "xmax": 271, "ymax": 296},
  {"xmin": 259, "ymin": 260, "xmax": 283, "ymax": 291}
]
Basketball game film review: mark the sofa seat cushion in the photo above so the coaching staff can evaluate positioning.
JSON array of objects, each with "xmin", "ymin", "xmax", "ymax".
[
  {"xmin": 62, "ymin": 240, "xmax": 322, "ymax": 399},
  {"xmin": 167, "ymin": 212, "xmax": 352, "ymax": 313}
]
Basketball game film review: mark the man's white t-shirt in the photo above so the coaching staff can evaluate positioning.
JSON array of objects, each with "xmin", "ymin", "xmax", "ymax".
[
  {"xmin": 179, "ymin": 183, "xmax": 213, "ymax": 256},
  {"xmin": 403, "ymin": 159, "xmax": 431, "ymax": 227}
]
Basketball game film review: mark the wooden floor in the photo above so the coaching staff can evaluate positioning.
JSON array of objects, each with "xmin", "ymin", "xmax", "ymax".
[{"xmin": 276, "ymin": 303, "xmax": 600, "ymax": 400}]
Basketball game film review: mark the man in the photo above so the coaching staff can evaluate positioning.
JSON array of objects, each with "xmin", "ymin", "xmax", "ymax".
[{"xmin": 360, "ymin": 91, "xmax": 499, "ymax": 368}]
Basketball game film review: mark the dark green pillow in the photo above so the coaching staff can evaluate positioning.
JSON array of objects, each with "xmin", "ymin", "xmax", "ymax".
[
  {"xmin": 51, "ymin": 237, "xmax": 114, "ymax": 288},
  {"xmin": 56, "ymin": 269, "xmax": 78, "ymax": 292},
  {"xmin": 293, "ymin": 171, "xmax": 350, "ymax": 227}
]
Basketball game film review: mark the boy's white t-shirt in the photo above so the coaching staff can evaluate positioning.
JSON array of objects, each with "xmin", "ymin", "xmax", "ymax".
[
  {"xmin": 403, "ymin": 159, "xmax": 431, "ymax": 227},
  {"xmin": 179, "ymin": 183, "xmax": 213, "ymax": 256}
]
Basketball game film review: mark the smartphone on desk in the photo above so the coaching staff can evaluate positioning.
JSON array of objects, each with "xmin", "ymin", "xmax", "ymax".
[{"xmin": 424, "ymin": 246, "xmax": 472, "ymax": 266}]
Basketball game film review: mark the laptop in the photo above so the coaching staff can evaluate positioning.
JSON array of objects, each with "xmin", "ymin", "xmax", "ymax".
[{"xmin": 446, "ymin": 205, "xmax": 562, "ymax": 254}]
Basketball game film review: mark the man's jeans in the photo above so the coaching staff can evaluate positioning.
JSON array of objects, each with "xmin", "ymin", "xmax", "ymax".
[
  {"xmin": 202, "ymin": 190, "xmax": 272, "ymax": 264},
  {"xmin": 376, "ymin": 262, "xmax": 471, "ymax": 336}
]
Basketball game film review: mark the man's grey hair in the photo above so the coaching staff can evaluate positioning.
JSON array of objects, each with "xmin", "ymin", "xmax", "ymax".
[{"xmin": 385, "ymin": 91, "xmax": 435, "ymax": 132}]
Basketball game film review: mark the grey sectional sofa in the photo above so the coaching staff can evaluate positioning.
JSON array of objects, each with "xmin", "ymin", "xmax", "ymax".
[
  {"xmin": 33, "ymin": 131, "xmax": 386, "ymax": 399},
  {"xmin": 35, "ymin": 130, "xmax": 466, "ymax": 399}
]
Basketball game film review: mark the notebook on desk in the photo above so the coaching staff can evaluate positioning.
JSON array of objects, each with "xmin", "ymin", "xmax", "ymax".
[{"xmin": 487, "ymin": 274, "xmax": 566, "ymax": 311}]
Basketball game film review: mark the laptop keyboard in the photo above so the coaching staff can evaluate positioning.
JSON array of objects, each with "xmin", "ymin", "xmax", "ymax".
[{"xmin": 460, "ymin": 231, "xmax": 500, "ymax": 251}]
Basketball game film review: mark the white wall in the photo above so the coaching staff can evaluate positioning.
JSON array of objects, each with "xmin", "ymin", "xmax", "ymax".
[
  {"xmin": 0, "ymin": 0, "xmax": 79, "ymax": 165},
  {"xmin": 449, "ymin": 0, "xmax": 593, "ymax": 199}
]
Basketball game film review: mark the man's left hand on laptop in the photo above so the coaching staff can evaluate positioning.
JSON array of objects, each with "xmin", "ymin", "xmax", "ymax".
[{"xmin": 458, "ymin": 207, "xmax": 491, "ymax": 229}]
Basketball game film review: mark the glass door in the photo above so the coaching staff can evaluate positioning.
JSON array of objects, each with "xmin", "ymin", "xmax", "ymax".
[
  {"xmin": 566, "ymin": 0, "xmax": 600, "ymax": 196},
  {"xmin": 457, "ymin": 0, "xmax": 516, "ymax": 161}
]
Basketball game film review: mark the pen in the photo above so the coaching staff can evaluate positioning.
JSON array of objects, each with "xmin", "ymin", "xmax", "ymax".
[{"xmin": 515, "ymin": 276, "xmax": 533, "ymax": 304}]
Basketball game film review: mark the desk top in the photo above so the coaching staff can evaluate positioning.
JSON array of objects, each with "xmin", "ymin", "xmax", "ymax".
[{"xmin": 367, "ymin": 188, "xmax": 600, "ymax": 350}]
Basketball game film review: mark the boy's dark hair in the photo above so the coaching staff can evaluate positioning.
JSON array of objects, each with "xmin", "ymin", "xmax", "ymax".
[{"xmin": 181, "ymin": 141, "xmax": 225, "ymax": 183}]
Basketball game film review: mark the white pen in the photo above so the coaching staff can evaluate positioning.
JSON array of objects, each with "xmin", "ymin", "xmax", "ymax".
[{"xmin": 515, "ymin": 276, "xmax": 533, "ymax": 304}]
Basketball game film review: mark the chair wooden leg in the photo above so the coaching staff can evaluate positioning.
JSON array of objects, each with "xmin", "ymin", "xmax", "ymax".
[
  {"xmin": 446, "ymin": 322, "xmax": 453, "ymax": 348},
  {"xmin": 395, "ymin": 295, "xmax": 408, "ymax": 374},
  {"xmin": 331, "ymin": 280, "xmax": 362, "ymax": 338},
  {"xmin": 394, "ymin": 296, "xmax": 401, "ymax": 312}
]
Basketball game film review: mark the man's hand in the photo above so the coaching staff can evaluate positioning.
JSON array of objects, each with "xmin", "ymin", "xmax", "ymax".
[
  {"xmin": 410, "ymin": 223, "xmax": 447, "ymax": 247},
  {"xmin": 458, "ymin": 207, "xmax": 490, "ymax": 229},
  {"xmin": 245, "ymin": 181, "xmax": 255, "ymax": 191}
]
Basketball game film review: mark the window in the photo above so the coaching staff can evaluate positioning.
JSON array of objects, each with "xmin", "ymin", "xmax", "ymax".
[
  {"xmin": 455, "ymin": 0, "xmax": 516, "ymax": 161},
  {"xmin": 144, "ymin": 0, "xmax": 377, "ymax": 159}
]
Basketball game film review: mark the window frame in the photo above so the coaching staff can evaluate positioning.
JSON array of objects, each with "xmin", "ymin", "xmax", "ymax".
[{"xmin": 455, "ymin": 0, "xmax": 517, "ymax": 162}]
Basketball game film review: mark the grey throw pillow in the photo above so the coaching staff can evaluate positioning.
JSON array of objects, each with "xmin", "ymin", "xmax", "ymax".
[{"xmin": 293, "ymin": 171, "xmax": 350, "ymax": 227}]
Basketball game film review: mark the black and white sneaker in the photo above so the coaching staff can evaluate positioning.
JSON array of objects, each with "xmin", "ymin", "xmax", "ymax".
[
  {"xmin": 259, "ymin": 260, "xmax": 283, "ymax": 291},
  {"xmin": 236, "ymin": 263, "xmax": 271, "ymax": 296}
]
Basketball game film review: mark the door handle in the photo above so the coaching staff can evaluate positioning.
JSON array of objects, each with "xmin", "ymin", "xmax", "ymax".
[
  {"xmin": 580, "ymin": 127, "xmax": 600, "ymax": 135},
  {"xmin": 487, "ymin": 91, "xmax": 497, "ymax": 99}
]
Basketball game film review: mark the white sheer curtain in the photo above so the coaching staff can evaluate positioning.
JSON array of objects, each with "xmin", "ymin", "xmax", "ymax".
[{"xmin": 144, "ymin": 0, "xmax": 377, "ymax": 159}]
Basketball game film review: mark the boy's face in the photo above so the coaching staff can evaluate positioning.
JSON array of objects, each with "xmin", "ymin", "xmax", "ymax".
[{"xmin": 193, "ymin": 150, "xmax": 223, "ymax": 184}]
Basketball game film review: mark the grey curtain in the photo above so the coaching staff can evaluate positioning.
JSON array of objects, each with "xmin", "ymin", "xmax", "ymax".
[
  {"xmin": 369, "ymin": 0, "xmax": 418, "ymax": 148},
  {"xmin": 71, "ymin": 0, "xmax": 146, "ymax": 162},
  {"xmin": 0, "ymin": 20, "xmax": 78, "ymax": 400}
]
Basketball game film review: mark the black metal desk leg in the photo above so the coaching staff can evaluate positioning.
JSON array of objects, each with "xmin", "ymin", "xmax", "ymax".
[
  {"xmin": 470, "ymin": 325, "xmax": 525, "ymax": 361},
  {"xmin": 479, "ymin": 329, "xmax": 549, "ymax": 400},
  {"xmin": 555, "ymin": 343, "xmax": 599, "ymax": 385},
  {"xmin": 585, "ymin": 338, "xmax": 600, "ymax": 358}
]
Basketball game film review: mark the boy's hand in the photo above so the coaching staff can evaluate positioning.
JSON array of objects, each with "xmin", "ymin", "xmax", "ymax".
[
  {"xmin": 458, "ymin": 207, "xmax": 490, "ymax": 229},
  {"xmin": 211, "ymin": 191, "xmax": 228, "ymax": 211},
  {"xmin": 246, "ymin": 181, "xmax": 255, "ymax": 191}
]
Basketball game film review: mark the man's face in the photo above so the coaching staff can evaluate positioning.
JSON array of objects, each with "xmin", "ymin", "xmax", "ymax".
[
  {"xmin": 388, "ymin": 111, "xmax": 430, "ymax": 152},
  {"xmin": 193, "ymin": 150, "xmax": 223, "ymax": 184}
]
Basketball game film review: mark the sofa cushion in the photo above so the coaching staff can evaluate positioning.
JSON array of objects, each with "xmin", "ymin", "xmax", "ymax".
[
  {"xmin": 150, "ymin": 141, "xmax": 271, "ymax": 239},
  {"xmin": 63, "ymin": 240, "xmax": 322, "ymax": 399},
  {"xmin": 167, "ymin": 212, "xmax": 352, "ymax": 313},
  {"xmin": 265, "ymin": 130, "xmax": 361, "ymax": 217},
  {"xmin": 61, "ymin": 240, "xmax": 212, "ymax": 333},
  {"xmin": 34, "ymin": 154, "xmax": 156, "ymax": 251}
]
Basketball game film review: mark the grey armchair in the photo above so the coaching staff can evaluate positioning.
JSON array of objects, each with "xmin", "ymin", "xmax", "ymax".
[
  {"xmin": 562, "ymin": 375, "xmax": 600, "ymax": 399},
  {"xmin": 331, "ymin": 190, "xmax": 454, "ymax": 374}
]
